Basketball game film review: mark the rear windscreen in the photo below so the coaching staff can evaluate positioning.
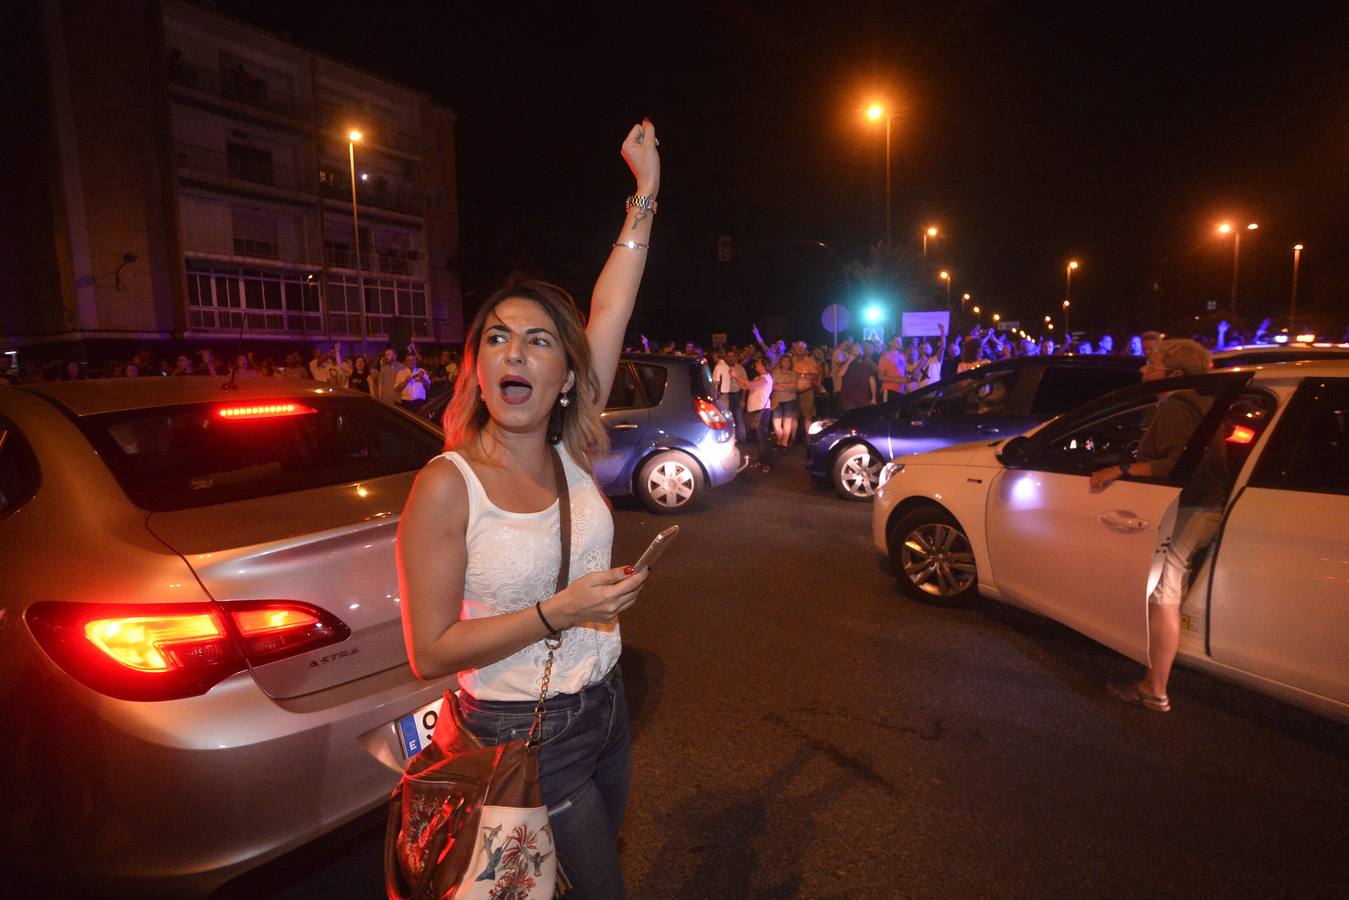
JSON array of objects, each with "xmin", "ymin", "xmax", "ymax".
[{"xmin": 80, "ymin": 398, "xmax": 444, "ymax": 511}]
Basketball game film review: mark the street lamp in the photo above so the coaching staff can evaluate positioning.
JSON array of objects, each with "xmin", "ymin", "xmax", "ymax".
[
  {"xmin": 1062, "ymin": 298, "xmax": 1071, "ymax": 336},
  {"xmin": 1290, "ymin": 243, "xmax": 1304, "ymax": 329},
  {"xmin": 923, "ymin": 225, "xmax": 940, "ymax": 257},
  {"xmin": 1217, "ymin": 222, "xmax": 1258, "ymax": 312},
  {"xmin": 1066, "ymin": 259, "xmax": 1079, "ymax": 300},
  {"xmin": 347, "ymin": 129, "xmax": 368, "ymax": 353},
  {"xmin": 939, "ymin": 270, "xmax": 951, "ymax": 309},
  {"xmin": 971, "ymin": 305, "xmax": 981, "ymax": 318},
  {"xmin": 865, "ymin": 103, "xmax": 901, "ymax": 248},
  {"xmin": 991, "ymin": 313, "xmax": 1001, "ymax": 329}
]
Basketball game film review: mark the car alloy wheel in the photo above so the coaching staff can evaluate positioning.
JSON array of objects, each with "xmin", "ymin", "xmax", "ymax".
[
  {"xmin": 636, "ymin": 450, "xmax": 704, "ymax": 514},
  {"xmin": 887, "ymin": 506, "xmax": 979, "ymax": 606},
  {"xmin": 833, "ymin": 444, "xmax": 882, "ymax": 500}
]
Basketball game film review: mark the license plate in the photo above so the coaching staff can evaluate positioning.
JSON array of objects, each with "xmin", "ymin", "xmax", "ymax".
[{"xmin": 396, "ymin": 697, "xmax": 443, "ymax": 760}]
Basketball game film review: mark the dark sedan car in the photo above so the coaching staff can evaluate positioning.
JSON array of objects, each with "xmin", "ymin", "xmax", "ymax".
[
  {"xmin": 807, "ymin": 356, "xmax": 1143, "ymax": 499},
  {"xmin": 424, "ymin": 354, "xmax": 739, "ymax": 513}
]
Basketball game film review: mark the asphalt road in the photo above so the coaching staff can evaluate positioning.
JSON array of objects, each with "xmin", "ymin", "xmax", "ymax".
[{"xmin": 215, "ymin": 444, "xmax": 1349, "ymax": 899}]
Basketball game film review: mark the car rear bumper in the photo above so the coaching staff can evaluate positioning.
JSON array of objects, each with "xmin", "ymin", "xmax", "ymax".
[
  {"xmin": 703, "ymin": 434, "xmax": 741, "ymax": 486},
  {"xmin": 5, "ymin": 644, "xmax": 453, "ymax": 897}
]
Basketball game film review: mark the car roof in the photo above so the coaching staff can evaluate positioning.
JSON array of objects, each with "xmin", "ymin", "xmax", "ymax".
[
  {"xmin": 15, "ymin": 377, "xmax": 368, "ymax": 417},
  {"xmin": 1244, "ymin": 358, "xmax": 1349, "ymax": 381},
  {"xmin": 970, "ymin": 354, "xmax": 1143, "ymax": 372}
]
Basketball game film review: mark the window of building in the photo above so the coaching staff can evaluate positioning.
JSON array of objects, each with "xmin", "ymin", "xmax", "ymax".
[
  {"xmin": 187, "ymin": 263, "xmax": 320, "ymax": 336},
  {"xmin": 326, "ymin": 273, "xmax": 430, "ymax": 340},
  {"xmin": 226, "ymin": 143, "xmax": 274, "ymax": 186}
]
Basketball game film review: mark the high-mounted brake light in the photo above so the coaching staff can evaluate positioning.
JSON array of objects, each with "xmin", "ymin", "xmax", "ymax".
[
  {"xmin": 692, "ymin": 397, "xmax": 729, "ymax": 430},
  {"xmin": 27, "ymin": 600, "xmax": 349, "ymax": 702},
  {"xmin": 1227, "ymin": 425, "xmax": 1256, "ymax": 445},
  {"xmin": 216, "ymin": 402, "xmax": 316, "ymax": 420}
]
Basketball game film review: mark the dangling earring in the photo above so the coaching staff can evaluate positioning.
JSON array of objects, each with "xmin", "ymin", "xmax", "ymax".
[{"xmin": 559, "ymin": 391, "xmax": 570, "ymax": 407}]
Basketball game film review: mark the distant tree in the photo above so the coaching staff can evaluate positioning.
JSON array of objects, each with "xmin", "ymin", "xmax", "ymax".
[{"xmin": 845, "ymin": 241, "xmax": 942, "ymax": 312}]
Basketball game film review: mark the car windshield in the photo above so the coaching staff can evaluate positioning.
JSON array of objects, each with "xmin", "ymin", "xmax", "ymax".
[{"xmin": 80, "ymin": 397, "xmax": 443, "ymax": 511}]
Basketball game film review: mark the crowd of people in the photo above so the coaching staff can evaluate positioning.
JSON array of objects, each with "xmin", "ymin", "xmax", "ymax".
[
  {"xmin": 634, "ymin": 321, "xmax": 1176, "ymax": 472},
  {"xmin": 4, "ymin": 343, "xmax": 461, "ymax": 414}
]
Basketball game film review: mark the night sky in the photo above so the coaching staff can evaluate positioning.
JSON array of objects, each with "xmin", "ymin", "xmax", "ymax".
[{"xmin": 218, "ymin": 0, "xmax": 1349, "ymax": 343}]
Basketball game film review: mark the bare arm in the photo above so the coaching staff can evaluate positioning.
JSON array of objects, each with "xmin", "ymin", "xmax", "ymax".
[
  {"xmin": 397, "ymin": 458, "xmax": 650, "ymax": 680},
  {"xmin": 588, "ymin": 120, "xmax": 661, "ymax": 409}
]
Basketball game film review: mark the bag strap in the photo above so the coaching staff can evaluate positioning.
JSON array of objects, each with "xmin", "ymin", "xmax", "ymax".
[{"xmin": 529, "ymin": 444, "xmax": 570, "ymax": 744}]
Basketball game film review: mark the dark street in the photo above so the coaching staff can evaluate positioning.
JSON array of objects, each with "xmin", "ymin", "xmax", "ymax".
[{"xmin": 217, "ymin": 446, "xmax": 1349, "ymax": 898}]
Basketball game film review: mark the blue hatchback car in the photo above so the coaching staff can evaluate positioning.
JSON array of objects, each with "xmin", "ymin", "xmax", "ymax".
[
  {"xmin": 807, "ymin": 356, "xmax": 1142, "ymax": 499},
  {"xmin": 424, "ymin": 353, "xmax": 740, "ymax": 512}
]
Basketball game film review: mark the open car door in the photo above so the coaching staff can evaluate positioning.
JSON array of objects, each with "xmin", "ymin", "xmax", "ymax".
[{"xmin": 983, "ymin": 373, "xmax": 1249, "ymax": 666}]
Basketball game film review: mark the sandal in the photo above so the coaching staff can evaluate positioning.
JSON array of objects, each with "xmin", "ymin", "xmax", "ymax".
[{"xmin": 1107, "ymin": 681, "xmax": 1171, "ymax": 713}]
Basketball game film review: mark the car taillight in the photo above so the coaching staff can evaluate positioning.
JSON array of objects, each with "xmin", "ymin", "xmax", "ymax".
[
  {"xmin": 227, "ymin": 601, "xmax": 349, "ymax": 665},
  {"xmin": 26, "ymin": 600, "xmax": 349, "ymax": 702},
  {"xmin": 693, "ymin": 397, "xmax": 729, "ymax": 430},
  {"xmin": 216, "ymin": 402, "xmax": 316, "ymax": 420},
  {"xmin": 1226, "ymin": 424, "xmax": 1256, "ymax": 444}
]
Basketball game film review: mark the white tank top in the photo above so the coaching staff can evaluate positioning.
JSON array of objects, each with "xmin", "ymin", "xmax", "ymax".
[{"xmin": 441, "ymin": 448, "xmax": 619, "ymax": 701}]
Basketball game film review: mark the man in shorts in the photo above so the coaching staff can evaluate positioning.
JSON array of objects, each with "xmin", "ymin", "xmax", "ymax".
[
  {"xmin": 1090, "ymin": 339, "xmax": 1225, "ymax": 713},
  {"xmin": 791, "ymin": 341, "xmax": 821, "ymax": 442}
]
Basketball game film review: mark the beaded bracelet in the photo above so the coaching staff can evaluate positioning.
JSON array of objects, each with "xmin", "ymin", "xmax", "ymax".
[{"xmin": 613, "ymin": 241, "xmax": 650, "ymax": 250}]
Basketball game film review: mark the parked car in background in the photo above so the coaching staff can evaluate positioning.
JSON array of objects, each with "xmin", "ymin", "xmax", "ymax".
[
  {"xmin": 807, "ymin": 356, "xmax": 1143, "ymax": 500},
  {"xmin": 1213, "ymin": 343, "xmax": 1349, "ymax": 368},
  {"xmin": 424, "ymin": 353, "xmax": 740, "ymax": 513},
  {"xmin": 872, "ymin": 361, "xmax": 1349, "ymax": 723},
  {"xmin": 1, "ymin": 378, "xmax": 454, "ymax": 896}
]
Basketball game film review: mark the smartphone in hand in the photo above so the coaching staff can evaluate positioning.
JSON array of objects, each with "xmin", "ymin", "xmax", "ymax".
[{"xmin": 630, "ymin": 525, "xmax": 679, "ymax": 572}]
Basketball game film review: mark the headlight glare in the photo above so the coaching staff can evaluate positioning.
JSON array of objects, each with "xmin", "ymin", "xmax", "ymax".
[
  {"xmin": 808, "ymin": 417, "xmax": 836, "ymax": 437},
  {"xmin": 878, "ymin": 461, "xmax": 905, "ymax": 489}
]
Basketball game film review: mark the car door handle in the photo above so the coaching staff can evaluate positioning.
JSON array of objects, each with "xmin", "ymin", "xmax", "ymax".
[
  {"xmin": 976, "ymin": 424, "xmax": 1001, "ymax": 433},
  {"xmin": 610, "ymin": 422, "xmax": 641, "ymax": 431},
  {"xmin": 1100, "ymin": 510, "xmax": 1149, "ymax": 531}
]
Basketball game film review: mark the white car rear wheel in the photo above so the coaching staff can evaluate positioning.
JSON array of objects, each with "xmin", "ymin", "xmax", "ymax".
[{"xmin": 636, "ymin": 451, "xmax": 703, "ymax": 514}]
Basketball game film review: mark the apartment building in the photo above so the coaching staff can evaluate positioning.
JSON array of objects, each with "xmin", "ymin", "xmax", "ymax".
[{"xmin": 5, "ymin": 0, "xmax": 461, "ymax": 362}]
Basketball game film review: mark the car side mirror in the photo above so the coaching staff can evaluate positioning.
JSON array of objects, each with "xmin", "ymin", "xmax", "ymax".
[{"xmin": 998, "ymin": 435, "xmax": 1031, "ymax": 468}]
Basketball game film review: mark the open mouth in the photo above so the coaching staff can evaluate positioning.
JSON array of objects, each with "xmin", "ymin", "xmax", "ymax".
[{"xmin": 498, "ymin": 374, "xmax": 533, "ymax": 405}]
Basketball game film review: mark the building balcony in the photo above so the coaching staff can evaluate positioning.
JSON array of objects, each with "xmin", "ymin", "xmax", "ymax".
[
  {"xmin": 324, "ymin": 242, "xmax": 424, "ymax": 275},
  {"xmin": 316, "ymin": 101, "xmax": 421, "ymax": 157},
  {"xmin": 168, "ymin": 54, "xmax": 311, "ymax": 123},
  {"xmin": 319, "ymin": 177, "xmax": 423, "ymax": 217},
  {"xmin": 175, "ymin": 143, "xmax": 314, "ymax": 196}
]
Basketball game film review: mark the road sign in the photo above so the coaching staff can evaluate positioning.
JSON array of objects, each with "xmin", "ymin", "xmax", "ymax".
[
  {"xmin": 996, "ymin": 321, "xmax": 1021, "ymax": 332},
  {"xmin": 821, "ymin": 304, "xmax": 849, "ymax": 334},
  {"xmin": 901, "ymin": 311, "xmax": 950, "ymax": 337},
  {"xmin": 862, "ymin": 327, "xmax": 884, "ymax": 343}
]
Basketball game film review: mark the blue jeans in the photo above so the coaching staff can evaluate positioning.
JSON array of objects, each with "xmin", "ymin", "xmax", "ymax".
[
  {"xmin": 459, "ymin": 665, "xmax": 630, "ymax": 899},
  {"xmin": 719, "ymin": 390, "xmax": 746, "ymax": 444}
]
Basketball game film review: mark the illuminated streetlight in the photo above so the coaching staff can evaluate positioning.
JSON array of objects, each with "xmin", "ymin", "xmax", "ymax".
[
  {"xmin": 938, "ymin": 270, "xmax": 951, "ymax": 310},
  {"xmin": 347, "ymin": 128, "xmax": 368, "ymax": 352},
  {"xmin": 1216, "ymin": 221, "xmax": 1258, "ymax": 312},
  {"xmin": 1062, "ymin": 298, "xmax": 1071, "ymax": 336},
  {"xmin": 923, "ymin": 225, "xmax": 940, "ymax": 257},
  {"xmin": 1290, "ymin": 243, "xmax": 1304, "ymax": 329},
  {"xmin": 864, "ymin": 102, "xmax": 901, "ymax": 247}
]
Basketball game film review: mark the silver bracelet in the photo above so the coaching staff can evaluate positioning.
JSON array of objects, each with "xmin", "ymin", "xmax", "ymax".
[
  {"xmin": 625, "ymin": 193, "xmax": 658, "ymax": 214},
  {"xmin": 613, "ymin": 241, "xmax": 650, "ymax": 250}
]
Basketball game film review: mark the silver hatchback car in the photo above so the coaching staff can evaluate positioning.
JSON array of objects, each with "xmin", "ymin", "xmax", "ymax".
[{"xmin": 0, "ymin": 378, "xmax": 455, "ymax": 896}]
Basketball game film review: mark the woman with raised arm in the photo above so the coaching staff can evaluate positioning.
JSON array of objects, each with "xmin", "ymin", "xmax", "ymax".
[{"xmin": 396, "ymin": 120, "xmax": 659, "ymax": 898}]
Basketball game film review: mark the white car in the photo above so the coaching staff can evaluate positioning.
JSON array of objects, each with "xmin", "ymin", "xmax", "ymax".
[{"xmin": 872, "ymin": 360, "xmax": 1349, "ymax": 723}]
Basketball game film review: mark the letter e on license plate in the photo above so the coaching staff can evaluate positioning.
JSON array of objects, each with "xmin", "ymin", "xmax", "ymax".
[{"xmin": 396, "ymin": 698, "xmax": 442, "ymax": 759}]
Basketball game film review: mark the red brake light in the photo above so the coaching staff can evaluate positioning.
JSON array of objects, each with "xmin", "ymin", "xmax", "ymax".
[
  {"xmin": 227, "ymin": 601, "xmax": 348, "ymax": 665},
  {"xmin": 693, "ymin": 397, "xmax": 729, "ymax": 430},
  {"xmin": 1227, "ymin": 424, "xmax": 1256, "ymax": 445},
  {"xmin": 216, "ymin": 402, "xmax": 316, "ymax": 421},
  {"xmin": 26, "ymin": 600, "xmax": 349, "ymax": 701}
]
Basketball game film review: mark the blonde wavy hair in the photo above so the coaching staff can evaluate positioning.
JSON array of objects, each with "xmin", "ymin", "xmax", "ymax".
[{"xmin": 442, "ymin": 280, "xmax": 609, "ymax": 473}]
